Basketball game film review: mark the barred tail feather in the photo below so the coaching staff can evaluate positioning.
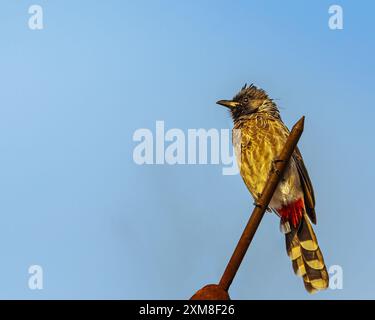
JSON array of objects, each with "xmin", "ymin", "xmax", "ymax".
[{"xmin": 285, "ymin": 213, "xmax": 329, "ymax": 293}]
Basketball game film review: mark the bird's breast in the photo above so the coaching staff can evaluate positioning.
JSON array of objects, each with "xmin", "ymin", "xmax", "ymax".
[{"xmin": 233, "ymin": 117, "xmax": 300, "ymax": 206}]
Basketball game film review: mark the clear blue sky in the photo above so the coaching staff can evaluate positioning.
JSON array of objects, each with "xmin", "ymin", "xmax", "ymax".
[{"xmin": 0, "ymin": 0, "xmax": 374, "ymax": 299}]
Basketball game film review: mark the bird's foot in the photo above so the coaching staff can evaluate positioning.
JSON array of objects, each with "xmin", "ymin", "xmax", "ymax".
[
  {"xmin": 271, "ymin": 159, "xmax": 284, "ymax": 176},
  {"xmin": 253, "ymin": 193, "xmax": 264, "ymax": 209},
  {"xmin": 253, "ymin": 201, "xmax": 263, "ymax": 209}
]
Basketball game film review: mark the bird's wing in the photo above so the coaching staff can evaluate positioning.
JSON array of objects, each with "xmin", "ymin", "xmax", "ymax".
[
  {"xmin": 292, "ymin": 148, "xmax": 317, "ymax": 224},
  {"xmin": 278, "ymin": 120, "xmax": 317, "ymax": 224}
]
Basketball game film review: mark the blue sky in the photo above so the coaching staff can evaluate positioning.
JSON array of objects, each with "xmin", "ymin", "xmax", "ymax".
[{"xmin": 0, "ymin": 0, "xmax": 374, "ymax": 299}]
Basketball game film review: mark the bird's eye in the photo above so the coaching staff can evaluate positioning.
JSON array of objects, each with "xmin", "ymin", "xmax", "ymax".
[{"xmin": 243, "ymin": 98, "xmax": 249, "ymax": 103}]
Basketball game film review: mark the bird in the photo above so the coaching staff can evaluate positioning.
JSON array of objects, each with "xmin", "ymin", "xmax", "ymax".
[{"xmin": 217, "ymin": 83, "xmax": 329, "ymax": 293}]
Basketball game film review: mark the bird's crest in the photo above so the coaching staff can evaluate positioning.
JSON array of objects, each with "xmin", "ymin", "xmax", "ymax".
[{"xmin": 234, "ymin": 83, "xmax": 268, "ymax": 102}]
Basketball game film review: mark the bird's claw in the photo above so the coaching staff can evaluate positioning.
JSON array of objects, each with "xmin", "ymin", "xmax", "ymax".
[
  {"xmin": 253, "ymin": 201, "xmax": 263, "ymax": 208},
  {"xmin": 253, "ymin": 201, "xmax": 262, "ymax": 208},
  {"xmin": 272, "ymin": 159, "xmax": 284, "ymax": 176}
]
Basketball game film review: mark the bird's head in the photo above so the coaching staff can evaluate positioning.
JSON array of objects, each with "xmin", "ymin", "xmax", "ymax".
[{"xmin": 217, "ymin": 83, "xmax": 277, "ymax": 120}]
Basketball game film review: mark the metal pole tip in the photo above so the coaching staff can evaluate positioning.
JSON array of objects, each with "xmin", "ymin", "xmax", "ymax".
[{"xmin": 293, "ymin": 115, "xmax": 305, "ymax": 131}]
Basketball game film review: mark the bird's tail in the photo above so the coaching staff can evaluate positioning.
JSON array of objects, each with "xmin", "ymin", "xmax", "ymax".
[{"xmin": 285, "ymin": 212, "xmax": 329, "ymax": 293}]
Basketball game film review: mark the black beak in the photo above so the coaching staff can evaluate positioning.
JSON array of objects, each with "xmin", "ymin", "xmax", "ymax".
[{"xmin": 216, "ymin": 100, "xmax": 240, "ymax": 108}]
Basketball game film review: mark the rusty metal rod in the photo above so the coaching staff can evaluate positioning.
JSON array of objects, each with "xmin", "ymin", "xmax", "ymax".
[{"xmin": 218, "ymin": 116, "xmax": 305, "ymax": 292}]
